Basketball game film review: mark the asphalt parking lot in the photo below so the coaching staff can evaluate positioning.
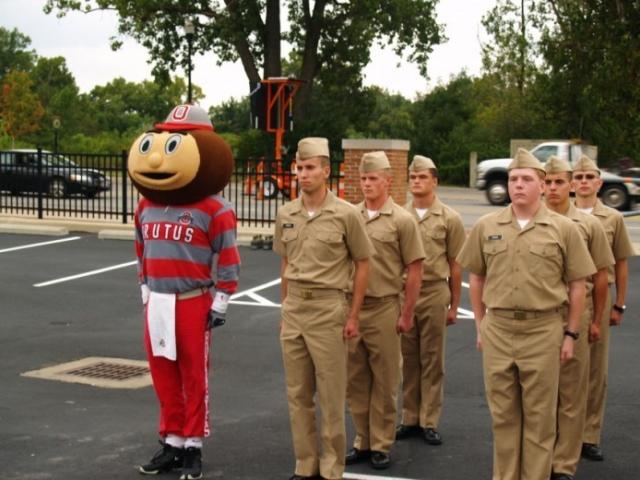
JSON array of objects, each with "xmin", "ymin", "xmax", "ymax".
[{"xmin": 1, "ymin": 233, "xmax": 639, "ymax": 480}]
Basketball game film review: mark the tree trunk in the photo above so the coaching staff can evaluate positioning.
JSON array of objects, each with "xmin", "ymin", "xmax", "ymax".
[
  {"xmin": 263, "ymin": 0, "xmax": 282, "ymax": 78},
  {"xmin": 294, "ymin": 0, "xmax": 328, "ymax": 123},
  {"xmin": 224, "ymin": 0, "xmax": 261, "ymax": 85}
]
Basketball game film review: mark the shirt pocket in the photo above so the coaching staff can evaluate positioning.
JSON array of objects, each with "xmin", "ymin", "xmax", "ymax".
[
  {"xmin": 423, "ymin": 225, "xmax": 446, "ymax": 260},
  {"xmin": 482, "ymin": 241, "xmax": 508, "ymax": 276},
  {"xmin": 370, "ymin": 230, "xmax": 397, "ymax": 247},
  {"xmin": 529, "ymin": 242, "xmax": 563, "ymax": 277},
  {"xmin": 605, "ymin": 227, "xmax": 615, "ymax": 248},
  {"xmin": 281, "ymin": 228, "xmax": 299, "ymax": 256},
  {"xmin": 312, "ymin": 230, "xmax": 344, "ymax": 262}
]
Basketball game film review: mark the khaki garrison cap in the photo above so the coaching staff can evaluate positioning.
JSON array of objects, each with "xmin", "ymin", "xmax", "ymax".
[
  {"xmin": 573, "ymin": 154, "xmax": 600, "ymax": 173},
  {"xmin": 544, "ymin": 155, "xmax": 572, "ymax": 174},
  {"xmin": 297, "ymin": 137, "xmax": 329, "ymax": 160},
  {"xmin": 359, "ymin": 151, "xmax": 391, "ymax": 172},
  {"xmin": 409, "ymin": 155, "xmax": 437, "ymax": 171},
  {"xmin": 508, "ymin": 148, "xmax": 545, "ymax": 173}
]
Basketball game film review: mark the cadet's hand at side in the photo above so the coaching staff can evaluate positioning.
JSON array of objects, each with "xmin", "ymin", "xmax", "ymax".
[
  {"xmin": 396, "ymin": 313, "xmax": 413, "ymax": 334},
  {"xmin": 589, "ymin": 322, "xmax": 601, "ymax": 343},
  {"xmin": 344, "ymin": 316, "xmax": 359, "ymax": 339},
  {"xmin": 446, "ymin": 306, "xmax": 457, "ymax": 326},
  {"xmin": 610, "ymin": 309, "xmax": 623, "ymax": 326},
  {"xmin": 476, "ymin": 331, "xmax": 483, "ymax": 351},
  {"xmin": 560, "ymin": 337, "xmax": 574, "ymax": 363}
]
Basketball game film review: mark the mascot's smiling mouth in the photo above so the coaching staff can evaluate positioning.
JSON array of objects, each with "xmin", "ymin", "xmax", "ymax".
[{"xmin": 138, "ymin": 172, "xmax": 177, "ymax": 180}]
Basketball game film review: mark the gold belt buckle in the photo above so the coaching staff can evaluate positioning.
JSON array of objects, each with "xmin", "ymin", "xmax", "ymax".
[
  {"xmin": 514, "ymin": 310, "xmax": 527, "ymax": 320},
  {"xmin": 301, "ymin": 289, "xmax": 313, "ymax": 299}
]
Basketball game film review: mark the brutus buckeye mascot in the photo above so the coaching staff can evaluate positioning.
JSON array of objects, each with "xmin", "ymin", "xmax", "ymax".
[{"xmin": 129, "ymin": 104, "xmax": 240, "ymax": 479}]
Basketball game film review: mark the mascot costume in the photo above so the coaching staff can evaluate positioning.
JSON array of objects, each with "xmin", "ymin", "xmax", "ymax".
[{"xmin": 129, "ymin": 104, "xmax": 240, "ymax": 480}]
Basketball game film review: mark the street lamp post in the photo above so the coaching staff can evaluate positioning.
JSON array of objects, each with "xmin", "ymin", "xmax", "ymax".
[
  {"xmin": 52, "ymin": 117, "xmax": 61, "ymax": 153},
  {"xmin": 183, "ymin": 18, "xmax": 195, "ymax": 104}
]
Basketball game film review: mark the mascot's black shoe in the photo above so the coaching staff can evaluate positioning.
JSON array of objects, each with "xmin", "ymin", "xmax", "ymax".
[
  {"xmin": 138, "ymin": 441, "xmax": 183, "ymax": 475},
  {"xmin": 180, "ymin": 447, "xmax": 203, "ymax": 480}
]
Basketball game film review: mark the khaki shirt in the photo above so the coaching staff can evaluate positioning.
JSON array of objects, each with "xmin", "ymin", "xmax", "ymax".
[
  {"xmin": 355, "ymin": 197, "xmax": 425, "ymax": 297},
  {"xmin": 456, "ymin": 204, "xmax": 596, "ymax": 311},
  {"xmin": 563, "ymin": 203, "xmax": 615, "ymax": 298},
  {"xmin": 588, "ymin": 199, "xmax": 635, "ymax": 283},
  {"xmin": 404, "ymin": 196, "xmax": 466, "ymax": 281},
  {"xmin": 274, "ymin": 189, "xmax": 372, "ymax": 290}
]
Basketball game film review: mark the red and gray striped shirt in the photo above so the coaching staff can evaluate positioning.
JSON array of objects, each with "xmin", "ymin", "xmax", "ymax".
[{"xmin": 134, "ymin": 195, "xmax": 240, "ymax": 295}]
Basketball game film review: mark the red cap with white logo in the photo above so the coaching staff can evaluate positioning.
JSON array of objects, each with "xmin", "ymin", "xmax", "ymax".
[{"xmin": 155, "ymin": 104, "xmax": 214, "ymax": 131}]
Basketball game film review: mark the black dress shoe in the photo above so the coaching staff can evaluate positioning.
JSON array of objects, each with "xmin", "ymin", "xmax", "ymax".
[
  {"xmin": 395, "ymin": 424, "xmax": 422, "ymax": 440},
  {"xmin": 551, "ymin": 474, "xmax": 574, "ymax": 480},
  {"xmin": 370, "ymin": 451, "xmax": 391, "ymax": 470},
  {"xmin": 423, "ymin": 427, "xmax": 442, "ymax": 445},
  {"xmin": 345, "ymin": 447, "xmax": 371, "ymax": 465},
  {"xmin": 581, "ymin": 442, "xmax": 604, "ymax": 461},
  {"xmin": 288, "ymin": 475, "xmax": 321, "ymax": 480}
]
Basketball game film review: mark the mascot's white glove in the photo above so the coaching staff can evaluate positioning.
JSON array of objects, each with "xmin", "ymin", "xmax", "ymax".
[
  {"xmin": 208, "ymin": 291, "xmax": 230, "ymax": 329},
  {"xmin": 141, "ymin": 284, "xmax": 150, "ymax": 305}
]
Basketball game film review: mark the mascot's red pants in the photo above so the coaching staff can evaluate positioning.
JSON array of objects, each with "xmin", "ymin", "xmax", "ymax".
[{"xmin": 144, "ymin": 291, "xmax": 212, "ymax": 438}]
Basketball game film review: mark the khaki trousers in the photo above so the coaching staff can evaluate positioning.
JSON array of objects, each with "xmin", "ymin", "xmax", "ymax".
[
  {"xmin": 552, "ymin": 305, "xmax": 592, "ymax": 475},
  {"xmin": 401, "ymin": 280, "xmax": 450, "ymax": 428},
  {"xmin": 482, "ymin": 310, "xmax": 563, "ymax": 480},
  {"xmin": 280, "ymin": 290, "xmax": 348, "ymax": 480},
  {"xmin": 584, "ymin": 289, "xmax": 612, "ymax": 444},
  {"xmin": 347, "ymin": 298, "xmax": 401, "ymax": 453}
]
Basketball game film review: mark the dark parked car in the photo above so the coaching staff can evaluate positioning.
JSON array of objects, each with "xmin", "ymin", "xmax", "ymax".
[{"xmin": 0, "ymin": 149, "xmax": 111, "ymax": 198}]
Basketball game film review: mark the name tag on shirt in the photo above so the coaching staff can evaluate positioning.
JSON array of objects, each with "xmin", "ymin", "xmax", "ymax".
[
  {"xmin": 283, "ymin": 223, "xmax": 295, "ymax": 229},
  {"xmin": 488, "ymin": 234, "xmax": 502, "ymax": 240}
]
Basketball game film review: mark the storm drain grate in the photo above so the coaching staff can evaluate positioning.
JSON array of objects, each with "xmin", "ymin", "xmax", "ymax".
[
  {"xmin": 22, "ymin": 357, "xmax": 152, "ymax": 389},
  {"xmin": 65, "ymin": 362, "xmax": 149, "ymax": 381}
]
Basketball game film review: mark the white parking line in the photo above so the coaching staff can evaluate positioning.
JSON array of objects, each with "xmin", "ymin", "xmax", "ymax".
[
  {"xmin": 33, "ymin": 260, "xmax": 137, "ymax": 287},
  {"xmin": 344, "ymin": 473, "xmax": 418, "ymax": 480},
  {"xmin": 0, "ymin": 236, "xmax": 81, "ymax": 254}
]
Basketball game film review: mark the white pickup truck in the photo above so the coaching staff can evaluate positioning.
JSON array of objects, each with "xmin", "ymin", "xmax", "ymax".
[{"xmin": 475, "ymin": 142, "xmax": 640, "ymax": 210}]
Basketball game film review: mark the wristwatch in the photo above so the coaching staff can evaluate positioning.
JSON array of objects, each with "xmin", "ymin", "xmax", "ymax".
[
  {"xmin": 564, "ymin": 329, "xmax": 579, "ymax": 340},
  {"xmin": 613, "ymin": 304, "xmax": 626, "ymax": 313}
]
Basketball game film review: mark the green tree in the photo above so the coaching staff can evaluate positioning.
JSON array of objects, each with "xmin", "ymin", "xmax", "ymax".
[
  {"xmin": 535, "ymin": 1, "xmax": 640, "ymax": 162},
  {"xmin": 0, "ymin": 27, "xmax": 37, "ymax": 83},
  {"xmin": 26, "ymin": 56, "xmax": 90, "ymax": 150},
  {"xmin": 44, "ymin": 0, "xmax": 444, "ymax": 121},
  {"xmin": 0, "ymin": 70, "xmax": 45, "ymax": 146}
]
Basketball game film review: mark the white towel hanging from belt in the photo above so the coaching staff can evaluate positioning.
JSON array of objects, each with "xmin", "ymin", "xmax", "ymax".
[{"xmin": 147, "ymin": 292, "xmax": 177, "ymax": 360}]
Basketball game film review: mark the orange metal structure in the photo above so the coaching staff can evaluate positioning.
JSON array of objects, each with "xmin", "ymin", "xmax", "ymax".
[{"xmin": 245, "ymin": 77, "xmax": 304, "ymax": 200}]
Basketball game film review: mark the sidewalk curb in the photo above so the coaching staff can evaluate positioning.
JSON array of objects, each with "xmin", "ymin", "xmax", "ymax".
[
  {"xmin": 1, "ymin": 215, "xmax": 274, "ymax": 247},
  {"xmin": 0, "ymin": 223, "xmax": 68, "ymax": 236}
]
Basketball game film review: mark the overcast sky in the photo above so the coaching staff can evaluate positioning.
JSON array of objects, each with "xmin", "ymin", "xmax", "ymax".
[{"xmin": 2, "ymin": 0, "xmax": 495, "ymax": 110}]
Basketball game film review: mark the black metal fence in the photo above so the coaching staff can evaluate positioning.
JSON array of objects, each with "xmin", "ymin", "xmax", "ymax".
[{"xmin": 0, "ymin": 149, "xmax": 343, "ymax": 227}]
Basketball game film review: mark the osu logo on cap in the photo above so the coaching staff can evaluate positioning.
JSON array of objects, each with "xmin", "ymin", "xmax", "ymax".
[{"xmin": 171, "ymin": 105, "xmax": 189, "ymax": 121}]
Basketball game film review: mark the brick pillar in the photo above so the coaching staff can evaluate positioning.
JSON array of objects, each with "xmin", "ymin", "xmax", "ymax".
[{"xmin": 341, "ymin": 139, "xmax": 411, "ymax": 205}]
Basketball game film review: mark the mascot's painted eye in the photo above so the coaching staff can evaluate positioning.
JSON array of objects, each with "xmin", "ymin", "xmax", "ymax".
[
  {"xmin": 139, "ymin": 134, "xmax": 154, "ymax": 154},
  {"xmin": 165, "ymin": 134, "xmax": 182, "ymax": 155}
]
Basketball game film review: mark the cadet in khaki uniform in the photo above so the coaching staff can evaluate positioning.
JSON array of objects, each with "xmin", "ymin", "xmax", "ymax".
[
  {"xmin": 456, "ymin": 149, "xmax": 596, "ymax": 480},
  {"xmin": 543, "ymin": 156, "xmax": 614, "ymax": 480},
  {"xmin": 274, "ymin": 137, "xmax": 372, "ymax": 480},
  {"xmin": 572, "ymin": 155, "xmax": 635, "ymax": 462},
  {"xmin": 345, "ymin": 151, "xmax": 425, "ymax": 470},
  {"xmin": 395, "ymin": 155, "xmax": 466, "ymax": 445}
]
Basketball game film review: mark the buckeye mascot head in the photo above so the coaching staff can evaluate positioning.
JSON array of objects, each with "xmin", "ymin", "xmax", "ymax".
[{"xmin": 128, "ymin": 104, "xmax": 234, "ymax": 205}]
